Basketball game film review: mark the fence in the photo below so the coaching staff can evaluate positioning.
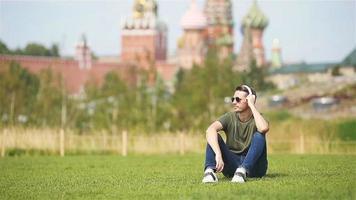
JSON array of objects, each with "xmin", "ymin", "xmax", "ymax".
[
  {"xmin": 1, "ymin": 128, "xmax": 356, "ymax": 156},
  {"xmin": 0, "ymin": 128, "xmax": 204, "ymax": 156}
]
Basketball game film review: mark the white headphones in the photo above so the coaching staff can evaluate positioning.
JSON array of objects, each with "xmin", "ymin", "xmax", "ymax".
[{"xmin": 242, "ymin": 84, "xmax": 252, "ymax": 95}]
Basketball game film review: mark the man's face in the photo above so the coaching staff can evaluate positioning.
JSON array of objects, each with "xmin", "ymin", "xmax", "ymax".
[{"xmin": 231, "ymin": 90, "xmax": 249, "ymax": 112}]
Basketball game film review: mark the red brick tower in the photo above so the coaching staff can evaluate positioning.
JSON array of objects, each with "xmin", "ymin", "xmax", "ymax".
[{"xmin": 121, "ymin": 0, "xmax": 167, "ymax": 69}]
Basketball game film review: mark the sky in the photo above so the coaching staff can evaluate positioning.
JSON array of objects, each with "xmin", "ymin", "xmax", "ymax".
[{"xmin": 0, "ymin": 0, "xmax": 355, "ymax": 64}]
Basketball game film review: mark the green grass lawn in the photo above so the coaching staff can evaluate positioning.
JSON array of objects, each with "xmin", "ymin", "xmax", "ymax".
[{"xmin": 0, "ymin": 154, "xmax": 355, "ymax": 199}]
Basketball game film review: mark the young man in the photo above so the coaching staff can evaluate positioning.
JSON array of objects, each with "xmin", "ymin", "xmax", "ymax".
[{"xmin": 202, "ymin": 85, "xmax": 269, "ymax": 183}]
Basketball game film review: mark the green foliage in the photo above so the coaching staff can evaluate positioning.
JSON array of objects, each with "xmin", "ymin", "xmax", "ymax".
[
  {"xmin": 89, "ymin": 72, "xmax": 132, "ymax": 131},
  {"xmin": 331, "ymin": 65, "xmax": 341, "ymax": 76},
  {"xmin": 172, "ymin": 50, "xmax": 241, "ymax": 131},
  {"xmin": 23, "ymin": 43, "xmax": 59, "ymax": 57},
  {"xmin": 50, "ymin": 44, "xmax": 60, "ymax": 57},
  {"xmin": 0, "ymin": 49, "xmax": 278, "ymax": 132},
  {"xmin": 13, "ymin": 48, "xmax": 24, "ymax": 55},
  {"xmin": 0, "ymin": 63, "xmax": 72, "ymax": 128},
  {"xmin": 0, "ymin": 40, "xmax": 10, "ymax": 54},
  {"xmin": 0, "ymin": 40, "xmax": 60, "ymax": 57},
  {"xmin": 74, "ymin": 80, "xmax": 101, "ymax": 132},
  {"xmin": 131, "ymin": 70, "xmax": 152, "ymax": 131},
  {"xmin": 33, "ymin": 68, "xmax": 63, "ymax": 127},
  {"xmin": 126, "ymin": 69, "xmax": 172, "ymax": 133},
  {"xmin": 0, "ymin": 155, "xmax": 355, "ymax": 199},
  {"xmin": 264, "ymin": 110, "xmax": 293, "ymax": 122},
  {"xmin": 0, "ymin": 62, "xmax": 39, "ymax": 126},
  {"xmin": 72, "ymin": 70, "xmax": 169, "ymax": 133},
  {"xmin": 242, "ymin": 60, "xmax": 275, "ymax": 91},
  {"xmin": 337, "ymin": 119, "xmax": 356, "ymax": 141},
  {"xmin": 155, "ymin": 75, "xmax": 172, "ymax": 131},
  {"xmin": 263, "ymin": 110, "xmax": 356, "ymax": 143}
]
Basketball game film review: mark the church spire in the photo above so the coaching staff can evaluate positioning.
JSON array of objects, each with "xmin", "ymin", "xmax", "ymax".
[
  {"xmin": 271, "ymin": 38, "xmax": 282, "ymax": 68},
  {"xmin": 75, "ymin": 34, "xmax": 92, "ymax": 70}
]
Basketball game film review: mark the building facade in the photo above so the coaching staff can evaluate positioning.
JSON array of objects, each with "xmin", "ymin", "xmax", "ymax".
[
  {"xmin": 177, "ymin": 0, "xmax": 208, "ymax": 69},
  {"xmin": 121, "ymin": 0, "xmax": 167, "ymax": 69},
  {"xmin": 235, "ymin": 1, "xmax": 268, "ymax": 71},
  {"xmin": 1, "ymin": 0, "xmax": 277, "ymax": 95},
  {"xmin": 204, "ymin": 0, "xmax": 234, "ymax": 60}
]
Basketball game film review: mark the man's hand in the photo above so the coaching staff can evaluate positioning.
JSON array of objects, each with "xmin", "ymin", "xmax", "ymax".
[
  {"xmin": 215, "ymin": 154, "xmax": 224, "ymax": 173},
  {"xmin": 246, "ymin": 94, "xmax": 256, "ymax": 107},
  {"xmin": 246, "ymin": 94, "xmax": 270, "ymax": 133}
]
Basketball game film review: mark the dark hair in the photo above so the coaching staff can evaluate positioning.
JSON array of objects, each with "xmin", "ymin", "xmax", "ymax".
[{"xmin": 235, "ymin": 85, "xmax": 257, "ymax": 98}]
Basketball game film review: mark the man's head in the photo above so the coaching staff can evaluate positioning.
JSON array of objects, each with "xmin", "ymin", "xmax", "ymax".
[{"xmin": 231, "ymin": 85, "xmax": 257, "ymax": 112}]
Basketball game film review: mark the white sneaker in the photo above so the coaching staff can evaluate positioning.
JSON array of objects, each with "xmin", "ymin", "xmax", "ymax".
[
  {"xmin": 231, "ymin": 167, "xmax": 246, "ymax": 183},
  {"xmin": 202, "ymin": 168, "xmax": 218, "ymax": 183}
]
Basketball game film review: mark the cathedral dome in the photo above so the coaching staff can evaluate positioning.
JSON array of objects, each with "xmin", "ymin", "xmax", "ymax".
[
  {"xmin": 180, "ymin": 0, "xmax": 207, "ymax": 30},
  {"xmin": 242, "ymin": 1, "xmax": 268, "ymax": 29}
]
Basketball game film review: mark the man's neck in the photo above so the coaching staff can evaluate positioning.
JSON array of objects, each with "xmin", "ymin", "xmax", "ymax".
[{"xmin": 238, "ymin": 109, "xmax": 253, "ymax": 122}]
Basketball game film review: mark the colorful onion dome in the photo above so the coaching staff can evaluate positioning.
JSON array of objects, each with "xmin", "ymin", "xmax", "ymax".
[
  {"xmin": 180, "ymin": 0, "xmax": 207, "ymax": 30},
  {"xmin": 242, "ymin": 1, "xmax": 268, "ymax": 29}
]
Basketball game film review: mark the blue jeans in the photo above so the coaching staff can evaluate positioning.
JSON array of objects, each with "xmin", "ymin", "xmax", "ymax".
[{"xmin": 204, "ymin": 132, "xmax": 268, "ymax": 178}]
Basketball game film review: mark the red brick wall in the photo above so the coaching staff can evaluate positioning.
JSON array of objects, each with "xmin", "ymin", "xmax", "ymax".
[
  {"xmin": 0, "ymin": 55, "xmax": 137, "ymax": 94},
  {"xmin": 121, "ymin": 34, "xmax": 156, "ymax": 68},
  {"xmin": 121, "ymin": 31, "xmax": 167, "ymax": 69}
]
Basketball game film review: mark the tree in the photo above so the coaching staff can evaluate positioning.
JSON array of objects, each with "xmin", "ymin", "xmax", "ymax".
[
  {"xmin": 242, "ymin": 60, "xmax": 275, "ymax": 91},
  {"xmin": 13, "ymin": 48, "xmax": 23, "ymax": 55},
  {"xmin": 50, "ymin": 44, "xmax": 60, "ymax": 57},
  {"xmin": 71, "ymin": 72, "xmax": 133, "ymax": 132},
  {"xmin": 74, "ymin": 79, "xmax": 101, "ymax": 132},
  {"xmin": 24, "ymin": 43, "xmax": 51, "ymax": 56},
  {"xmin": 149, "ymin": 73, "xmax": 171, "ymax": 132},
  {"xmin": 0, "ymin": 40, "xmax": 10, "ymax": 54},
  {"xmin": 0, "ymin": 40, "xmax": 60, "ymax": 57},
  {"xmin": 171, "ymin": 50, "xmax": 242, "ymax": 131},
  {"xmin": 130, "ymin": 69, "xmax": 152, "ymax": 132},
  {"xmin": 0, "ymin": 62, "xmax": 39, "ymax": 126},
  {"xmin": 33, "ymin": 68, "xmax": 63, "ymax": 127},
  {"xmin": 97, "ymin": 71, "xmax": 130, "ymax": 131}
]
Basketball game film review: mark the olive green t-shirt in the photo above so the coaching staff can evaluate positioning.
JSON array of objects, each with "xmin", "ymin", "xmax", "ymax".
[{"xmin": 218, "ymin": 111, "xmax": 257, "ymax": 154}]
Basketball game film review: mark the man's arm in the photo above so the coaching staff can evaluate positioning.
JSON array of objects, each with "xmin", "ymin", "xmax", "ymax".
[
  {"xmin": 246, "ymin": 95, "xmax": 269, "ymax": 133},
  {"xmin": 206, "ymin": 121, "xmax": 224, "ymax": 172}
]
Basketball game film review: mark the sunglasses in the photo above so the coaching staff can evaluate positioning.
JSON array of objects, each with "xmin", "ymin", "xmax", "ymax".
[{"xmin": 231, "ymin": 97, "xmax": 242, "ymax": 103}]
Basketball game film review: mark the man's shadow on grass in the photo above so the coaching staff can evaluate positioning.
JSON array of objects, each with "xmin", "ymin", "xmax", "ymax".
[
  {"xmin": 264, "ymin": 173, "xmax": 288, "ymax": 179},
  {"xmin": 219, "ymin": 173, "xmax": 288, "ymax": 182}
]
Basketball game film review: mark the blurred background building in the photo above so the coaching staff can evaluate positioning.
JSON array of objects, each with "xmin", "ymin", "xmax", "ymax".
[
  {"xmin": 0, "ymin": 0, "xmax": 355, "ymax": 155},
  {"xmin": 205, "ymin": 0, "xmax": 234, "ymax": 60},
  {"xmin": 121, "ymin": 0, "xmax": 167, "ymax": 69},
  {"xmin": 235, "ymin": 0, "xmax": 268, "ymax": 71},
  {"xmin": 0, "ymin": 0, "xmax": 355, "ymax": 94},
  {"xmin": 177, "ymin": 0, "xmax": 207, "ymax": 69}
]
